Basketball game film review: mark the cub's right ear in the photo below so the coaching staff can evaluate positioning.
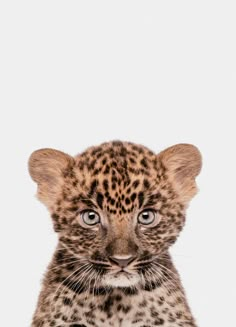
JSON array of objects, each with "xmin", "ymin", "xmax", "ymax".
[{"xmin": 28, "ymin": 148, "xmax": 74, "ymax": 207}]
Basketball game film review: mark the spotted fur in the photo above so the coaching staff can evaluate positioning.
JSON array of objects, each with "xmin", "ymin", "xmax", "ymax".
[{"xmin": 29, "ymin": 141, "xmax": 201, "ymax": 327}]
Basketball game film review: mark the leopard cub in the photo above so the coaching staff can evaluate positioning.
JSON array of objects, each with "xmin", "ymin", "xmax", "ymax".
[{"xmin": 29, "ymin": 141, "xmax": 201, "ymax": 327}]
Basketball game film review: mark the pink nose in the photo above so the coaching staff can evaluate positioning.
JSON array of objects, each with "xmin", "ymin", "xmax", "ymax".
[{"xmin": 109, "ymin": 256, "xmax": 136, "ymax": 268}]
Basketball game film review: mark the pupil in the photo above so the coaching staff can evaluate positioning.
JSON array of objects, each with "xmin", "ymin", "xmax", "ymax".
[
  {"xmin": 89, "ymin": 213, "xmax": 95, "ymax": 219},
  {"xmin": 143, "ymin": 213, "xmax": 149, "ymax": 219}
]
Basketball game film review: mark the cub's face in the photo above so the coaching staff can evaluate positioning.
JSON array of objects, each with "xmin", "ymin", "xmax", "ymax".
[{"xmin": 29, "ymin": 141, "xmax": 201, "ymax": 288}]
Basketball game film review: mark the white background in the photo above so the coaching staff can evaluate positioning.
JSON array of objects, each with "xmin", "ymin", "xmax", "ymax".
[{"xmin": 0, "ymin": 1, "xmax": 236, "ymax": 326}]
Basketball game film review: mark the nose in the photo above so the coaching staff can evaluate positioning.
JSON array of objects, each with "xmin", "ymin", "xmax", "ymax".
[{"xmin": 109, "ymin": 255, "xmax": 136, "ymax": 268}]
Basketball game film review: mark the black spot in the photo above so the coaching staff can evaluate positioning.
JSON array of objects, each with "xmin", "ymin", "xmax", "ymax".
[
  {"xmin": 104, "ymin": 165, "xmax": 110, "ymax": 174},
  {"xmin": 89, "ymin": 159, "xmax": 96, "ymax": 170},
  {"xmin": 132, "ymin": 145, "xmax": 144, "ymax": 153},
  {"xmin": 97, "ymin": 193, "xmax": 104, "ymax": 209},
  {"xmin": 154, "ymin": 318, "xmax": 164, "ymax": 325},
  {"xmin": 53, "ymin": 276, "xmax": 63, "ymax": 283},
  {"xmin": 103, "ymin": 179, "xmax": 109, "ymax": 191},
  {"xmin": 101, "ymin": 296, "xmax": 114, "ymax": 314},
  {"xmin": 110, "ymin": 198, "xmax": 115, "ymax": 205},
  {"xmin": 63, "ymin": 297, "xmax": 73, "ymax": 306},
  {"xmin": 80, "ymin": 198, "xmax": 95, "ymax": 208},
  {"xmin": 140, "ymin": 158, "xmax": 149, "ymax": 169},
  {"xmin": 90, "ymin": 250, "xmax": 106, "ymax": 261},
  {"xmin": 143, "ymin": 179, "xmax": 150, "ymax": 189},
  {"xmin": 67, "ymin": 263, "xmax": 75, "ymax": 271},
  {"xmin": 91, "ymin": 148, "xmax": 100, "ymax": 155},
  {"xmin": 55, "ymin": 250, "xmax": 65, "ymax": 264},
  {"xmin": 125, "ymin": 198, "xmax": 131, "ymax": 205},
  {"xmin": 62, "ymin": 315, "xmax": 68, "ymax": 322},
  {"xmin": 145, "ymin": 193, "xmax": 161, "ymax": 207},
  {"xmin": 120, "ymin": 147, "xmax": 127, "ymax": 157},
  {"xmin": 51, "ymin": 213, "xmax": 59, "ymax": 220},
  {"xmin": 150, "ymin": 307, "xmax": 159, "ymax": 318},
  {"xmin": 93, "ymin": 168, "xmax": 102, "ymax": 175},
  {"xmin": 122, "ymin": 305, "xmax": 131, "ymax": 313},
  {"xmin": 62, "ymin": 279, "xmax": 85, "ymax": 295},
  {"xmin": 138, "ymin": 192, "xmax": 144, "ymax": 208},
  {"xmin": 142, "ymin": 280, "xmax": 162, "ymax": 291},
  {"xmin": 132, "ymin": 180, "xmax": 140, "ymax": 188},
  {"xmin": 117, "ymin": 304, "xmax": 122, "ymax": 311},
  {"xmin": 89, "ymin": 180, "xmax": 97, "ymax": 196},
  {"xmin": 117, "ymin": 304, "xmax": 131, "ymax": 313},
  {"xmin": 115, "ymin": 295, "xmax": 122, "ymax": 301},
  {"xmin": 111, "ymin": 161, "xmax": 117, "ymax": 168},
  {"xmin": 121, "ymin": 287, "xmax": 138, "ymax": 295},
  {"xmin": 131, "ymin": 193, "xmax": 137, "ymax": 202},
  {"xmin": 96, "ymin": 152, "xmax": 103, "ymax": 159},
  {"xmin": 121, "ymin": 206, "xmax": 127, "ymax": 213}
]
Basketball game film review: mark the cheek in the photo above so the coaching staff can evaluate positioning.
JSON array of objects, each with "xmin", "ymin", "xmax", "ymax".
[
  {"xmin": 80, "ymin": 228, "xmax": 107, "ymax": 252},
  {"xmin": 59, "ymin": 226, "xmax": 99, "ymax": 251},
  {"xmin": 138, "ymin": 216, "xmax": 182, "ymax": 253},
  {"xmin": 139, "ymin": 229, "xmax": 166, "ymax": 253}
]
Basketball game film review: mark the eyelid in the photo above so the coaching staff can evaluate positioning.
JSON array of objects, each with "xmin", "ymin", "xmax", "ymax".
[
  {"xmin": 139, "ymin": 207, "xmax": 157, "ymax": 213},
  {"xmin": 79, "ymin": 198, "xmax": 98, "ymax": 210},
  {"xmin": 77, "ymin": 207, "xmax": 98, "ymax": 215}
]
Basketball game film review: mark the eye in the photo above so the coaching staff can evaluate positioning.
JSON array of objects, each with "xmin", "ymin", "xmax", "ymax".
[
  {"xmin": 137, "ymin": 209, "xmax": 157, "ymax": 225},
  {"xmin": 80, "ymin": 210, "xmax": 100, "ymax": 226}
]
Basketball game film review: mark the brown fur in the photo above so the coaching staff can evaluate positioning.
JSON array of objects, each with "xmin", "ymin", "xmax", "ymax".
[{"xmin": 29, "ymin": 141, "xmax": 201, "ymax": 327}]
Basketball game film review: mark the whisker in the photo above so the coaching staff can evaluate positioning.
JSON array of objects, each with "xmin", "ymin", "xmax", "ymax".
[
  {"xmin": 150, "ymin": 263, "xmax": 186, "ymax": 302},
  {"xmin": 48, "ymin": 259, "xmax": 87, "ymax": 272},
  {"xmin": 64, "ymin": 265, "xmax": 94, "ymax": 319},
  {"xmin": 50, "ymin": 262, "xmax": 91, "ymax": 312}
]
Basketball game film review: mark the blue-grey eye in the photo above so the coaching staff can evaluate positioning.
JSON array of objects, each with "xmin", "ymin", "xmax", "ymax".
[
  {"xmin": 138, "ymin": 209, "xmax": 157, "ymax": 225},
  {"xmin": 81, "ymin": 210, "xmax": 100, "ymax": 225}
]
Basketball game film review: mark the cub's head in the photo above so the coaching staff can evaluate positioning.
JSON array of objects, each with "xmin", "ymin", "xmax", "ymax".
[{"xmin": 29, "ymin": 141, "xmax": 201, "ymax": 288}]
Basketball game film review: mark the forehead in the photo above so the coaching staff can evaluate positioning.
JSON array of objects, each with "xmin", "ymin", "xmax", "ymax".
[
  {"xmin": 75, "ymin": 141, "xmax": 158, "ymax": 183},
  {"xmin": 72, "ymin": 141, "xmax": 164, "ymax": 214}
]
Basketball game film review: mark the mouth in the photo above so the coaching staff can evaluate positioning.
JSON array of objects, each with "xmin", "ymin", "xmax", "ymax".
[
  {"xmin": 97, "ymin": 263, "xmax": 142, "ymax": 287},
  {"xmin": 102, "ymin": 270, "xmax": 140, "ymax": 287},
  {"xmin": 109, "ymin": 269, "xmax": 133, "ymax": 277},
  {"xmin": 89, "ymin": 256, "xmax": 156, "ymax": 288}
]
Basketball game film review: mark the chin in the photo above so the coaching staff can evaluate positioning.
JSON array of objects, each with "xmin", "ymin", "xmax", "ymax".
[{"xmin": 101, "ymin": 271, "xmax": 141, "ymax": 288}]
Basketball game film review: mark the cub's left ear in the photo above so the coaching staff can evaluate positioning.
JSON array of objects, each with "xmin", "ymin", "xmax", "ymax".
[
  {"xmin": 158, "ymin": 144, "xmax": 202, "ymax": 203},
  {"xmin": 28, "ymin": 148, "xmax": 75, "ymax": 207}
]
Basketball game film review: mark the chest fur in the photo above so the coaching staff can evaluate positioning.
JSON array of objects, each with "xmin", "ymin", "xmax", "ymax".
[{"xmin": 44, "ymin": 288, "xmax": 195, "ymax": 327}]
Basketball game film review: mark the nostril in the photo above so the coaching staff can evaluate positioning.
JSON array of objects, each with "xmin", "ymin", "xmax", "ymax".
[{"xmin": 109, "ymin": 255, "xmax": 136, "ymax": 268}]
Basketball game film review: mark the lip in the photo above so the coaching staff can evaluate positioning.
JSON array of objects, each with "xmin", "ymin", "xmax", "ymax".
[{"xmin": 111, "ymin": 269, "xmax": 133, "ymax": 276}]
